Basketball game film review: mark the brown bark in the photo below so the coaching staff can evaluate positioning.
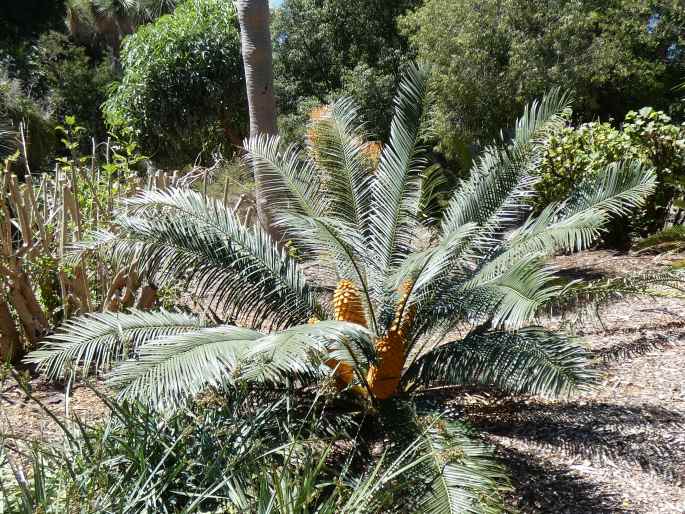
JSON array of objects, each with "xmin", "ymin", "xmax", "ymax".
[
  {"xmin": 0, "ymin": 299, "xmax": 21, "ymax": 363},
  {"xmin": 135, "ymin": 285, "xmax": 158, "ymax": 311}
]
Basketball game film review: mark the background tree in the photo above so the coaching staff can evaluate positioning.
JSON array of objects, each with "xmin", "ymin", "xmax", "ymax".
[
  {"xmin": 104, "ymin": 0, "xmax": 247, "ymax": 164},
  {"xmin": 273, "ymin": 0, "xmax": 419, "ymax": 142},
  {"xmin": 401, "ymin": 0, "xmax": 685, "ymax": 162},
  {"xmin": 236, "ymin": 0, "xmax": 279, "ymax": 234},
  {"xmin": 65, "ymin": 0, "xmax": 179, "ymax": 56}
]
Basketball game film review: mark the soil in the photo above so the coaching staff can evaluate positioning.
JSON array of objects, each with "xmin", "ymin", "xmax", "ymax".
[{"xmin": 1, "ymin": 250, "xmax": 684, "ymax": 513}]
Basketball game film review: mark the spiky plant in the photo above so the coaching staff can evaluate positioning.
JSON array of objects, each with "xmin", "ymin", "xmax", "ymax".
[{"xmin": 27, "ymin": 65, "xmax": 666, "ymax": 512}]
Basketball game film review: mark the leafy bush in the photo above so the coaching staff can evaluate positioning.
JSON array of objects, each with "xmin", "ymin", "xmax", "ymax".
[
  {"xmin": 537, "ymin": 107, "xmax": 685, "ymax": 239},
  {"xmin": 28, "ymin": 31, "xmax": 116, "ymax": 140},
  {"xmin": 103, "ymin": 0, "xmax": 247, "ymax": 165},
  {"xmin": 0, "ymin": 67, "xmax": 55, "ymax": 173}
]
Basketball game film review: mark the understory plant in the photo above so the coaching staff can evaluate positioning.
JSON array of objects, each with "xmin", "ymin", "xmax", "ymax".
[
  {"xmin": 26, "ymin": 65, "xmax": 676, "ymax": 512},
  {"xmin": 536, "ymin": 107, "xmax": 685, "ymax": 239}
]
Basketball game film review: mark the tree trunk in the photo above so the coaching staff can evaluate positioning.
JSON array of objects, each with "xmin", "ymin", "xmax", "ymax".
[
  {"xmin": 235, "ymin": 0, "xmax": 280, "ymax": 238},
  {"xmin": 0, "ymin": 299, "xmax": 21, "ymax": 363}
]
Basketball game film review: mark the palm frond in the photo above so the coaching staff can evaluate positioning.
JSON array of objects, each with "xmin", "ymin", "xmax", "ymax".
[
  {"xmin": 541, "ymin": 269, "xmax": 685, "ymax": 318},
  {"xmin": 440, "ymin": 89, "xmax": 572, "ymax": 245},
  {"xmin": 404, "ymin": 328, "xmax": 597, "ymax": 398},
  {"xmin": 109, "ymin": 325, "xmax": 262, "ymax": 407},
  {"xmin": 109, "ymin": 321, "xmax": 374, "ymax": 407},
  {"xmin": 309, "ymin": 97, "xmax": 374, "ymax": 227},
  {"xmin": 559, "ymin": 159, "xmax": 656, "ymax": 219},
  {"xmin": 412, "ymin": 420, "xmax": 507, "ymax": 514},
  {"xmin": 280, "ymin": 214, "xmax": 366, "ymax": 284},
  {"xmin": 243, "ymin": 134, "xmax": 325, "ymax": 221},
  {"xmin": 379, "ymin": 403, "xmax": 507, "ymax": 514},
  {"xmin": 24, "ymin": 310, "xmax": 204, "ymax": 380},
  {"xmin": 368, "ymin": 63, "xmax": 431, "ymax": 284},
  {"xmin": 243, "ymin": 321, "xmax": 375, "ymax": 384},
  {"xmin": 73, "ymin": 189, "xmax": 324, "ymax": 328},
  {"xmin": 633, "ymin": 225, "xmax": 685, "ymax": 254}
]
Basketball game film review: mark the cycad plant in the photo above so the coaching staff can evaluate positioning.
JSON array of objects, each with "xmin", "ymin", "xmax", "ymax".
[{"xmin": 27, "ymin": 65, "xmax": 666, "ymax": 512}]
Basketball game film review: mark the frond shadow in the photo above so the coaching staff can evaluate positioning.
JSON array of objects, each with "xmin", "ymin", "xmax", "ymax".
[
  {"xmin": 592, "ymin": 332, "xmax": 675, "ymax": 363},
  {"xmin": 499, "ymin": 446, "xmax": 630, "ymax": 514},
  {"xmin": 469, "ymin": 401, "xmax": 685, "ymax": 481}
]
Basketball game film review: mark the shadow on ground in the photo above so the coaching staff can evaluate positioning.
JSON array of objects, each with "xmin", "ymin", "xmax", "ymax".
[
  {"xmin": 500, "ymin": 445, "xmax": 630, "ymax": 514},
  {"xmin": 471, "ymin": 401, "xmax": 685, "ymax": 482}
]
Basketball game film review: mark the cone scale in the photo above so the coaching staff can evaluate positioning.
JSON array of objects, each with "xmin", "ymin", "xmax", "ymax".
[{"xmin": 367, "ymin": 281, "xmax": 415, "ymax": 400}]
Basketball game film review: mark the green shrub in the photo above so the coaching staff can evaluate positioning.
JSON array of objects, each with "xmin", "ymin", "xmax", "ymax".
[
  {"xmin": 536, "ymin": 107, "xmax": 685, "ymax": 239},
  {"xmin": 28, "ymin": 31, "xmax": 116, "ymax": 141},
  {"xmin": 103, "ymin": 0, "xmax": 247, "ymax": 166},
  {"xmin": 0, "ymin": 66, "xmax": 55, "ymax": 172}
]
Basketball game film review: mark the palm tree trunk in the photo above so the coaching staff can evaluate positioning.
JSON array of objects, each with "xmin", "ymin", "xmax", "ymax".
[{"xmin": 235, "ymin": 0, "xmax": 279, "ymax": 237}]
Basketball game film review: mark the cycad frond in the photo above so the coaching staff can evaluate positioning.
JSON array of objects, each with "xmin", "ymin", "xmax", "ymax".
[
  {"xmin": 310, "ymin": 97, "xmax": 374, "ymax": 227},
  {"xmin": 75, "ymin": 189, "xmax": 324, "ymax": 328},
  {"xmin": 559, "ymin": 159, "xmax": 656, "ymax": 219},
  {"xmin": 369, "ymin": 63, "xmax": 431, "ymax": 283},
  {"xmin": 440, "ymin": 89, "xmax": 572, "ymax": 244},
  {"xmin": 542, "ymin": 270, "xmax": 685, "ymax": 317},
  {"xmin": 110, "ymin": 321, "xmax": 373, "ymax": 407},
  {"xmin": 281, "ymin": 214, "xmax": 368, "ymax": 287},
  {"xmin": 404, "ymin": 328, "xmax": 596, "ymax": 398},
  {"xmin": 633, "ymin": 225, "xmax": 685, "ymax": 254},
  {"xmin": 477, "ymin": 259, "xmax": 561, "ymax": 328},
  {"xmin": 243, "ymin": 321, "xmax": 375, "ymax": 384},
  {"xmin": 486, "ymin": 161, "xmax": 654, "ymax": 305},
  {"xmin": 381, "ymin": 404, "xmax": 506, "ymax": 514},
  {"xmin": 109, "ymin": 325, "xmax": 262, "ymax": 408},
  {"xmin": 24, "ymin": 310, "xmax": 204, "ymax": 380},
  {"xmin": 413, "ymin": 420, "xmax": 507, "ymax": 514},
  {"xmin": 243, "ymin": 134, "xmax": 325, "ymax": 220}
]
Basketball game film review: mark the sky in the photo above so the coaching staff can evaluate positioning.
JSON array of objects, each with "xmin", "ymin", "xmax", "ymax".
[{"xmin": 270, "ymin": 0, "xmax": 283, "ymax": 6}]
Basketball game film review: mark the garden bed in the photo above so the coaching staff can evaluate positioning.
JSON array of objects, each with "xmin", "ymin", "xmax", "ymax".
[{"xmin": 1, "ymin": 250, "xmax": 684, "ymax": 513}]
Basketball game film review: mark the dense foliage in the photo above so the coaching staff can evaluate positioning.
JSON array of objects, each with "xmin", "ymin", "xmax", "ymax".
[
  {"xmin": 401, "ymin": 0, "xmax": 685, "ymax": 161},
  {"xmin": 103, "ymin": 0, "xmax": 247, "ymax": 164},
  {"xmin": 537, "ymin": 107, "xmax": 685, "ymax": 238},
  {"xmin": 64, "ymin": 0, "xmax": 180, "ymax": 54},
  {"xmin": 273, "ymin": 0, "xmax": 419, "ymax": 142}
]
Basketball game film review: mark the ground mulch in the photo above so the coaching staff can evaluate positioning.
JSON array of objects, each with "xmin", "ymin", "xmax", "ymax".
[
  {"xmin": 1, "ymin": 250, "xmax": 684, "ymax": 513},
  {"xmin": 471, "ymin": 250, "xmax": 685, "ymax": 513}
]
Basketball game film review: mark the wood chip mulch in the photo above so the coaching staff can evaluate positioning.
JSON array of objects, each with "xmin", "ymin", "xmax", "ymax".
[{"xmin": 472, "ymin": 250, "xmax": 685, "ymax": 513}]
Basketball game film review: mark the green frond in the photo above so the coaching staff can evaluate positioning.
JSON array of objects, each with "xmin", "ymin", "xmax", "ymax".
[
  {"xmin": 76, "ymin": 189, "xmax": 325, "ymax": 329},
  {"xmin": 404, "ymin": 328, "xmax": 597, "ymax": 398},
  {"xmin": 559, "ymin": 159, "xmax": 656, "ymax": 219},
  {"xmin": 633, "ymin": 225, "xmax": 685, "ymax": 254},
  {"xmin": 541, "ymin": 269, "xmax": 685, "ymax": 318},
  {"xmin": 413, "ymin": 420, "xmax": 507, "ymax": 514},
  {"xmin": 243, "ymin": 321, "xmax": 375, "ymax": 384},
  {"xmin": 243, "ymin": 134, "xmax": 325, "ymax": 221},
  {"xmin": 440, "ymin": 89, "xmax": 572, "ymax": 243},
  {"xmin": 379, "ymin": 403, "xmax": 507, "ymax": 514},
  {"xmin": 24, "ymin": 310, "xmax": 205, "ymax": 380},
  {"xmin": 459, "ymin": 256, "xmax": 561, "ymax": 328},
  {"xmin": 109, "ymin": 321, "xmax": 374, "ymax": 407},
  {"xmin": 368, "ymin": 63, "xmax": 431, "ymax": 282},
  {"xmin": 109, "ymin": 325, "xmax": 262, "ymax": 407},
  {"xmin": 279, "ymin": 214, "xmax": 367, "ymax": 284},
  {"xmin": 310, "ymin": 97, "xmax": 374, "ymax": 227}
]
